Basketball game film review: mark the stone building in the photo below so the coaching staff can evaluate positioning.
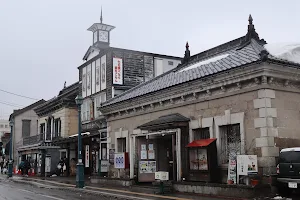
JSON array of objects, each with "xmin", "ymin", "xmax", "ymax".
[{"xmin": 100, "ymin": 16, "xmax": 300, "ymax": 183}]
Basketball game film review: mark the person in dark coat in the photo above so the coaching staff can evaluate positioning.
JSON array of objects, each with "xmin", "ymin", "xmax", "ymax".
[
  {"xmin": 19, "ymin": 160, "xmax": 25, "ymax": 175},
  {"xmin": 24, "ymin": 159, "xmax": 31, "ymax": 176}
]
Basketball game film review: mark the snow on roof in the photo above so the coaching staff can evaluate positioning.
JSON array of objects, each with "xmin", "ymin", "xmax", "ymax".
[
  {"xmin": 264, "ymin": 43, "xmax": 300, "ymax": 64},
  {"xmin": 179, "ymin": 54, "xmax": 230, "ymax": 72},
  {"xmin": 280, "ymin": 147, "xmax": 300, "ymax": 153}
]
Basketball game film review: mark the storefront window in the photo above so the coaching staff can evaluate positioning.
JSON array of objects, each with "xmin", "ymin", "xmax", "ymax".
[{"xmin": 189, "ymin": 149, "xmax": 208, "ymax": 171}]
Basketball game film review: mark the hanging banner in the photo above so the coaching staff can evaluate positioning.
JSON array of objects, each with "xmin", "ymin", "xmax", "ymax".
[
  {"xmin": 85, "ymin": 145, "xmax": 90, "ymax": 168},
  {"xmin": 227, "ymin": 159, "xmax": 237, "ymax": 184},
  {"xmin": 113, "ymin": 57, "xmax": 123, "ymax": 85}
]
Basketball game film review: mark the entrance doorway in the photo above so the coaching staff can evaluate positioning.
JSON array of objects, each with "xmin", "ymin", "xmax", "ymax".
[{"xmin": 157, "ymin": 135, "xmax": 175, "ymax": 180}]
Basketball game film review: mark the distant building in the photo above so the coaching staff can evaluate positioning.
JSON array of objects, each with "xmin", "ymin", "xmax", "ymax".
[
  {"xmin": 9, "ymin": 100, "xmax": 46, "ymax": 170},
  {"xmin": 0, "ymin": 119, "xmax": 10, "ymax": 159}
]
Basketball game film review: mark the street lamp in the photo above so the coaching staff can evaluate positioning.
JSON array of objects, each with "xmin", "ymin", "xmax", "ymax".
[
  {"xmin": 75, "ymin": 95, "xmax": 84, "ymax": 188},
  {"xmin": 8, "ymin": 119, "xmax": 14, "ymax": 177}
]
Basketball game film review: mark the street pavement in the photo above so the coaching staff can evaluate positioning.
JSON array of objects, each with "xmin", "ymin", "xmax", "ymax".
[
  {"xmin": 0, "ymin": 176, "xmax": 222, "ymax": 200},
  {"xmin": 0, "ymin": 175, "xmax": 299, "ymax": 200}
]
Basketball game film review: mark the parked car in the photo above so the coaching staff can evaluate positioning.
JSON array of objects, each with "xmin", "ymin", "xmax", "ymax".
[{"xmin": 276, "ymin": 147, "xmax": 300, "ymax": 195}]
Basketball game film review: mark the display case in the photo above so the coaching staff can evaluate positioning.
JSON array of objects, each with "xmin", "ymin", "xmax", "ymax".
[{"xmin": 186, "ymin": 138, "xmax": 218, "ymax": 182}]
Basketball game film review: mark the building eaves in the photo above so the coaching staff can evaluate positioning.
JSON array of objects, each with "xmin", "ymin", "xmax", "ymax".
[{"xmin": 9, "ymin": 99, "xmax": 46, "ymax": 121}]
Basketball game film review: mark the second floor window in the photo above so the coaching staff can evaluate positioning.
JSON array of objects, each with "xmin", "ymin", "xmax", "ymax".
[
  {"xmin": 54, "ymin": 118, "xmax": 61, "ymax": 137},
  {"xmin": 22, "ymin": 120, "xmax": 31, "ymax": 137},
  {"xmin": 40, "ymin": 123, "xmax": 45, "ymax": 134}
]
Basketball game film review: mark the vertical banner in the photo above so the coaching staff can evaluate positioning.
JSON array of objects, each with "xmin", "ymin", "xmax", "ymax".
[
  {"xmin": 113, "ymin": 57, "xmax": 123, "ymax": 85},
  {"xmin": 101, "ymin": 55, "xmax": 106, "ymax": 90},
  {"xmin": 85, "ymin": 145, "xmax": 90, "ymax": 168},
  {"xmin": 90, "ymin": 102, "xmax": 94, "ymax": 120}
]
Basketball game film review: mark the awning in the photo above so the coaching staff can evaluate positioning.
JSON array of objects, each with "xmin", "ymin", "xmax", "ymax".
[
  {"xmin": 69, "ymin": 132, "xmax": 90, "ymax": 138},
  {"xmin": 137, "ymin": 113, "xmax": 190, "ymax": 130},
  {"xmin": 186, "ymin": 138, "xmax": 217, "ymax": 148}
]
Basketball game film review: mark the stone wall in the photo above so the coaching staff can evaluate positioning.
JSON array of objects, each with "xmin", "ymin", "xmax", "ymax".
[{"xmin": 107, "ymin": 91, "xmax": 259, "ymax": 181}]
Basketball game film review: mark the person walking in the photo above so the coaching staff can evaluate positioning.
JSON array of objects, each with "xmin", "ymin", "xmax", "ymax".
[
  {"xmin": 24, "ymin": 159, "xmax": 30, "ymax": 177},
  {"xmin": 19, "ymin": 160, "xmax": 25, "ymax": 176}
]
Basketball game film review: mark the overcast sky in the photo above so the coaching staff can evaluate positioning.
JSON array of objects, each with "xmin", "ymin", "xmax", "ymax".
[{"xmin": 0, "ymin": 0, "xmax": 299, "ymax": 119}]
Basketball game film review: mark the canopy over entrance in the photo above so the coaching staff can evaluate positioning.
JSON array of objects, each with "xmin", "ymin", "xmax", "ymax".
[
  {"xmin": 137, "ymin": 113, "xmax": 190, "ymax": 130},
  {"xmin": 186, "ymin": 138, "xmax": 217, "ymax": 148}
]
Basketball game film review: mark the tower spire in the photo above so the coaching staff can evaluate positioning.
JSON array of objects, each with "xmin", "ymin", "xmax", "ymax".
[{"xmin": 100, "ymin": 6, "xmax": 103, "ymax": 24}]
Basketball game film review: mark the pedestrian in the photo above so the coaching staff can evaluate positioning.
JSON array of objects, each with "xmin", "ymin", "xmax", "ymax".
[
  {"xmin": 58, "ymin": 158, "xmax": 64, "ymax": 176},
  {"xmin": 19, "ymin": 160, "xmax": 25, "ymax": 175},
  {"xmin": 24, "ymin": 159, "xmax": 30, "ymax": 176}
]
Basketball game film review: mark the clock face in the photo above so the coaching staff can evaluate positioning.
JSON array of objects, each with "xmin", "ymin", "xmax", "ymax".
[{"xmin": 99, "ymin": 31, "xmax": 108, "ymax": 42}]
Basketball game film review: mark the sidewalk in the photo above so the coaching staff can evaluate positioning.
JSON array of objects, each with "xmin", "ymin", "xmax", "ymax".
[{"xmin": 4, "ymin": 175, "xmax": 249, "ymax": 200}]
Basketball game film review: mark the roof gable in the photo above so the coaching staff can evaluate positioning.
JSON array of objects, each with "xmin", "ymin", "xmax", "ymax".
[{"xmin": 9, "ymin": 99, "xmax": 46, "ymax": 121}]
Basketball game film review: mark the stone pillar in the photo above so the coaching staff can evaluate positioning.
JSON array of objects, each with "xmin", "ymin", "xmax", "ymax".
[{"xmin": 253, "ymin": 89, "xmax": 278, "ymax": 175}]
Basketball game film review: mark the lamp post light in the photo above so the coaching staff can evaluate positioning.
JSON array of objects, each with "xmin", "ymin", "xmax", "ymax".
[
  {"xmin": 75, "ymin": 95, "xmax": 84, "ymax": 188},
  {"xmin": 8, "ymin": 119, "xmax": 14, "ymax": 178}
]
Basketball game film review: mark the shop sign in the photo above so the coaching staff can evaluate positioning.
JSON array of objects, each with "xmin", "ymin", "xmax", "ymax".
[
  {"xmin": 114, "ymin": 153, "xmax": 125, "ymax": 169},
  {"xmin": 155, "ymin": 171, "xmax": 169, "ymax": 181},
  {"xmin": 85, "ymin": 145, "xmax": 89, "ymax": 168},
  {"xmin": 113, "ymin": 57, "xmax": 123, "ymax": 85},
  {"xmin": 227, "ymin": 159, "xmax": 237, "ymax": 184},
  {"xmin": 100, "ymin": 160, "xmax": 109, "ymax": 172},
  {"xmin": 237, "ymin": 155, "xmax": 258, "ymax": 176}
]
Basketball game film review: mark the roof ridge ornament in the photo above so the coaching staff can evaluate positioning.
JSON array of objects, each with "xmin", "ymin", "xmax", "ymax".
[
  {"xmin": 245, "ymin": 14, "xmax": 260, "ymax": 42},
  {"xmin": 182, "ymin": 42, "xmax": 190, "ymax": 64},
  {"xmin": 238, "ymin": 14, "xmax": 266, "ymax": 49}
]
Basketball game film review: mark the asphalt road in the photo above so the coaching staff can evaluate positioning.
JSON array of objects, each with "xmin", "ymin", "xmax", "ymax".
[
  {"xmin": 0, "ymin": 178, "xmax": 123, "ymax": 200},
  {"xmin": 1, "ymin": 176, "xmax": 299, "ymax": 200}
]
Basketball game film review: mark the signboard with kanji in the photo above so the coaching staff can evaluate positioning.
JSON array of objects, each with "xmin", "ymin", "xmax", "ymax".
[{"xmin": 113, "ymin": 57, "xmax": 123, "ymax": 85}]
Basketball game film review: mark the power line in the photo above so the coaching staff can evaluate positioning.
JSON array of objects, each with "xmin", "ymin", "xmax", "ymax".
[
  {"xmin": 0, "ymin": 101, "xmax": 22, "ymax": 108},
  {"xmin": 0, "ymin": 88, "xmax": 38, "ymax": 100}
]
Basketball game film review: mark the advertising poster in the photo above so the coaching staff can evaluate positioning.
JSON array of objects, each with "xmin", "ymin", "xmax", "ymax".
[
  {"xmin": 113, "ymin": 57, "xmax": 123, "ymax": 85},
  {"xmin": 100, "ymin": 160, "xmax": 109, "ymax": 172},
  {"xmin": 114, "ymin": 153, "xmax": 125, "ymax": 169},
  {"xmin": 148, "ymin": 150, "xmax": 155, "ymax": 159},
  {"xmin": 198, "ymin": 149, "xmax": 208, "ymax": 170},
  {"xmin": 148, "ymin": 144, "xmax": 154, "ymax": 150},
  {"xmin": 227, "ymin": 159, "xmax": 237, "ymax": 184},
  {"xmin": 139, "ymin": 161, "xmax": 156, "ymax": 173},
  {"xmin": 139, "ymin": 161, "xmax": 148, "ymax": 173},
  {"xmin": 141, "ymin": 144, "xmax": 146, "ymax": 151},
  {"xmin": 237, "ymin": 155, "xmax": 258, "ymax": 176},
  {"xmin": 141, "ymin": 150, "xmax": 147, "ymax": 159},
  {"xmin": 148, "ymin": 161, "xmax": 156, "ymax": 173}
]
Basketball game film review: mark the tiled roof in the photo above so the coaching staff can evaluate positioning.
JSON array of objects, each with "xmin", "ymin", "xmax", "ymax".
[{"xmin": 102, "ymin": 38, "xmax": 265, "ymax": 107}]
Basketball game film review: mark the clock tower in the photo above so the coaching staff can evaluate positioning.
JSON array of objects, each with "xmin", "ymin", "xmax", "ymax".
[{"xmin": 87, "ymin": 8, "xmax": 115, "ymax": 49}]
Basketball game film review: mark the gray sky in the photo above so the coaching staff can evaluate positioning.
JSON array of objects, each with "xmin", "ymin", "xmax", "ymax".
[{"xmin": 0, "ymin": 0, "xmax": 299, "ymax": 119}]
